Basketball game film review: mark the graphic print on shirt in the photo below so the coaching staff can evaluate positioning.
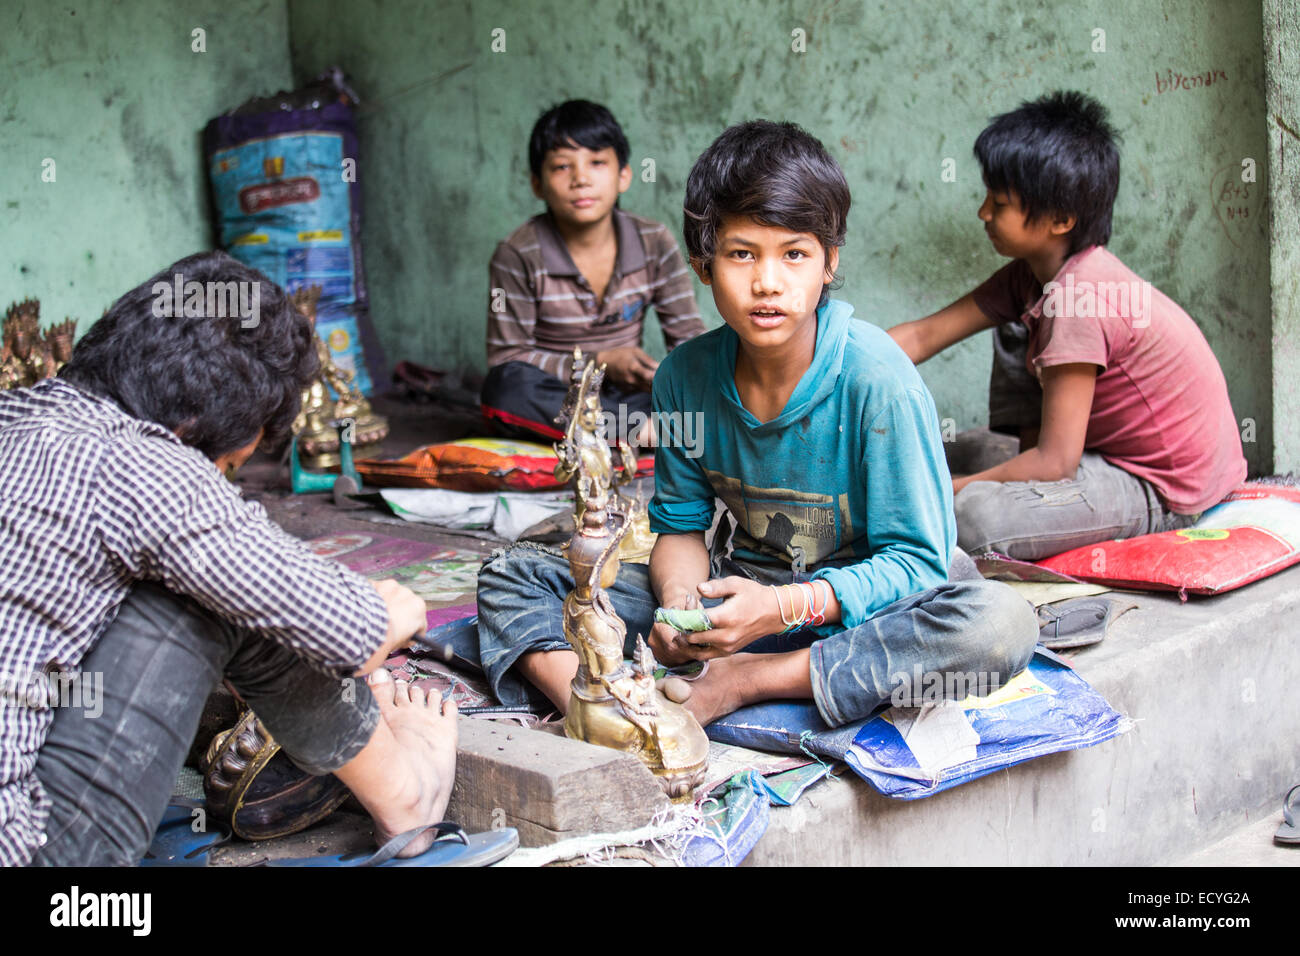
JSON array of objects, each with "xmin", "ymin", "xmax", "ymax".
[{"xmin": 706, "ymin": 471, "xmax": 845, "ymax": 565}]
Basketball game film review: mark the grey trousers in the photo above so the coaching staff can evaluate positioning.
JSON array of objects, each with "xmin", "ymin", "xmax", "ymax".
[
  {"xmin": 952, "ymin": 444, "xmax": 1198, "ymax": 561},
  {"xmin": 950, "ymin": 325, "xmax": 1198, "ymax": 560},
  {"xmin": 29, "ymin": 582, "xmax": 378, "ymax": 866}
]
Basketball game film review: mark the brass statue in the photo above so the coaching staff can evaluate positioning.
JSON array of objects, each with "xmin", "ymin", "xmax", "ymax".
[
  {"xmin": 555, "ymin": 350, "xmax": 708, "ymax": 801},
  {"xmin": 43, "ymin": 318, "xmax": 77, "ymax": 374},
  {"xmin": 2, "ymin": 299, "xmax": 77, "ymax": 390},
  {"xmin": 617, "ymin": 486, "xmax": 658, "ymax": 565},
  {"xmin": 289, "ymin": 285, "xmax": 388, "ymax": 467}
]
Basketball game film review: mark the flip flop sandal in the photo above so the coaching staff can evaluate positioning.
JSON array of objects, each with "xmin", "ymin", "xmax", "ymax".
[
  {"xmin": 656, "ymin": 660, "xmax": 709, "ymax": 704},
  {"xmin": 140, "ymin": 800, "xmax": 232, "ymax": 866},
  {"xmin": 1036, "ymin": 597, "xmax": 1135, "ymax": 650},
  {"xmin": 677, "ymin": 660, "xmax": 710, "ymax": 682},
  {"xmin": 1274, "ymin": 784, "xmax": 1300, "ymax": 846},
  {"xmin": 265, "ymin": 821, "xmax": 519, "ymax": 867}
]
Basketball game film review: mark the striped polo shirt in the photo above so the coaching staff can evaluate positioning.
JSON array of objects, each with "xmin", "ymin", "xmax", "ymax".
[
  {"xmin": 0, "ymin": 378, "xmax": 389, "ymax": 865},
  {"xmin": 486, "ymin": 208, "xmax": 705, "ymax": 378}
]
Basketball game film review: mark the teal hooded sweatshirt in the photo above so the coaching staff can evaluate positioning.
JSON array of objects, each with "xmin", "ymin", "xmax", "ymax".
[{"xmin": 648, "ymin": 298, "xmax": 956, "ymax": 629}]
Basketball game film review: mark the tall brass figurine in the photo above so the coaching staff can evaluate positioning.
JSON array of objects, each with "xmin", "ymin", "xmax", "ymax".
[
  {"xmin": 289, "ymin": 285, "xmax": 388, "ymax": 467},
  {"xmin": 554, "ymin": 350, "xmax": 708, "ymax": 801}
]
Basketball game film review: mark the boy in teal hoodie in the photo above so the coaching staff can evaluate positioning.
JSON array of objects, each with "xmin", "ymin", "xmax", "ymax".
[{"xmin": 476, "ymin": 122, "xmax": 1037, "ymax": 728}]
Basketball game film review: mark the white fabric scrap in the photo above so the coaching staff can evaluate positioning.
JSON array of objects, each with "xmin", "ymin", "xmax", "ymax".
[
  {"xmin": 380, "ymin": 488, "xmax": 572, "ymax": 539},
  {"xmin": 495, "ymin": 803, "xmax": 706, "ymax": 868}
]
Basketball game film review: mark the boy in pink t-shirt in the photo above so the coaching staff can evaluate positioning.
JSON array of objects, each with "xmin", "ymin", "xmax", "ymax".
[{"xmin": 889, "ymin": 91, "xmax": 1246, "ymax": 560}]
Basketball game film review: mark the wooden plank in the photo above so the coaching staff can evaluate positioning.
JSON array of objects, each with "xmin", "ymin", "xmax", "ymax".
[{"xmin": 446, "ymin": 720, "xmax": 670, "ymax": 846}]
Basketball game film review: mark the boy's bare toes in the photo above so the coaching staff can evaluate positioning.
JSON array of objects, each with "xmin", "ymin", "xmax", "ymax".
[
  {"xmin": 391, "ymin": 679, "xmax": 412, "ymax": 706},
  {"xmin": 405, "ymin": 682, "xmax": 426, "ymax": 707},
  {"xmin": 660, "ymin": 676, "xmax": 693, "ymax": 703},
  {"xmin": 367, "ymin": 667, "xmax": 398, "ymax": 708}
]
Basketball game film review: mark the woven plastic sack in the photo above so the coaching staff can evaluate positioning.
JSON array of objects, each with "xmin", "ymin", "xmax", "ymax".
[
  {"xmin": 844, "ymin": 648, "xmax": 1129, "ymax": 799},
  {"xmin": 204, "ymin": 69, "xmax": 384, "ymax": 394}
]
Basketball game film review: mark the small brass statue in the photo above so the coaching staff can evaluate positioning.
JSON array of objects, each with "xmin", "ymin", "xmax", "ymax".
[
  {"xmin": 555, "ymin": 350, "xmax": 708, "ymax": 801},
  {"xmin": 2, "ymin": 299, "xmax": 77, "ymax": 390},
  {"xmin": 43, "ymin": 318, "xmax": 77, "ymax": 374},
  {"xmin": 289, "ymin": 285, "xmax": 388, "ymax": 467}
]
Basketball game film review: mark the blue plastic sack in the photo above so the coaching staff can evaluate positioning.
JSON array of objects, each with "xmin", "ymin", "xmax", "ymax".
[
  {"xmin": 203, "ymin": 73, "xmax": 384, "ymax": 394},
  {"xmin": 705, "ymin": 699, "xmax": 867, "ymax": 760},
  {"xmin": 705, "ymin": 647, "xmax": 1128, "ymax": 800},
  {"xmin": 844, "ymin": 648, "xmax": 1130, "ymax": 799}
]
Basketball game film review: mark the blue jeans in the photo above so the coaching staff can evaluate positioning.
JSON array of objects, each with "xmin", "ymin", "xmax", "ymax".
[
  {"xmin": 29, "ymin": 582, "xmax": 379, "ymax": 866},
  {"xmin": 475, "ymin": 543, "xmax": 1038, "ymax": 728}
]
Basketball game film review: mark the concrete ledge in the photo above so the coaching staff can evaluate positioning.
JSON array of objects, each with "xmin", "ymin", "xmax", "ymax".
[{"xmin": 745, "ymin": 563, "xmax": 1300, "ymax": 865}]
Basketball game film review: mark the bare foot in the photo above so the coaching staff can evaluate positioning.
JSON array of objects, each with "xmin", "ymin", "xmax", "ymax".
[
  {"xmin": 365, "ymin": 668, "xmax": 459, "ymax": 857},
  {"xmin": 657, "ymin": 676, "xmax": 693, "ymax": 703},
  {"xmin": 517, "ymin": 649, "xmax": 579, "ymax": 714},
  {"xmin": 678, "ymin": 655, "xmax": 756, "ymax": 727}
]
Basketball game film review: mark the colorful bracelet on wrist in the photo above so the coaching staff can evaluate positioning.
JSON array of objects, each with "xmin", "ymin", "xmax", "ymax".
[{"xmin": 771, "ymin": 580, "xmax": 832, "ymax": 633}]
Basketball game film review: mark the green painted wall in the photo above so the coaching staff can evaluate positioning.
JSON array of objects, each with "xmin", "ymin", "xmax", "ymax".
[
  {"xmin": 288, "ymin": 0, "xmax": 1273, "ymax": 472},
  {"xmin": 1265, "ymin": 0, "xmax": 1300, "ymax": 474},
  {"xmin": 0, "ymin": 1, "xmax": 292, "ymax": 330},
  {"xmin": 3, "ymin": 1, "xmax": 1276, "ymax": 473},
  {"xmin": 289, "ymin": 0, "xmax": 1274, "ymax": 476}
]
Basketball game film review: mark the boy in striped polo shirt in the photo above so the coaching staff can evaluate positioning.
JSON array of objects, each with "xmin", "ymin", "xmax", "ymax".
[{"xmin": 482, "ymin": 100, "xmax": 704, "ymax": 445}]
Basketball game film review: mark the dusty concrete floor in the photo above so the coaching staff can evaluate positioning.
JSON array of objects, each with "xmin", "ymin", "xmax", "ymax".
[{"xmin": 1178, "ymin": 813, "xmax": 1300, "ymax": 866}]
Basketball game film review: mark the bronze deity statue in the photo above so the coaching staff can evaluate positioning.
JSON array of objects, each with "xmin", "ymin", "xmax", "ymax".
[
  {"xmin": 1, "ymin": 299, "xmax": 78, "ymax": 390},
  {"xmin": 554, "ymin": 350, "xmax": 708, "ymax": 801},
  {"xmin": 289, "ymin": 285, "xmax": 388, "ymax": 467}
]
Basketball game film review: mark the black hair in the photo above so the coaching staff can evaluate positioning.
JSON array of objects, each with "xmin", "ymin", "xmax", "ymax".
[
  {"xmin": 60, "ymin": 250, "xmax": 319, "ymax": 459},
  {"xmin": 528, "ymin": 100, "xmax": 630, "ymax": 176},
  {"xmin": 974, "ymin": 90, "xmax": 1121, "ymax": 255},
  {"xmin": 682, "ymin": 120, "xmax": 850, "ymax": 310}
]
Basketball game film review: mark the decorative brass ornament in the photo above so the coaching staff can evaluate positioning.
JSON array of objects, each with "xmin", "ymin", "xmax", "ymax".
[
  {"xmin": 1, "ymin": 299, "xmax": 77, "ymax": 390},
  {"xmin": 289, "ymin": 285, "xmax": 388, "ymax": 467},
  {"xmin": 202, "ymin": 708, "xmax": 350, "ymax": 840},
  {"xmin": 554, "ymin": 349, "xmax": 708, "ymax": 801},
  {"xmin": 617, "ymin": 501, "xmax": 657, "ymax": 565}
]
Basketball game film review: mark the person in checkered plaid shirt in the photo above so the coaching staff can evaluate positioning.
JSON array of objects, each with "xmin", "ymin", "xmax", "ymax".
[{"xmin": 0, "ymin": 251, "xmax": 457, "ymax": 866}]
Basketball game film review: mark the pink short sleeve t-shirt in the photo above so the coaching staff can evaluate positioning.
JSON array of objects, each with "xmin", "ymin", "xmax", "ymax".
[{"xmin": 972, "ymin": 246, "xmax": 1246, "ymax": 514}]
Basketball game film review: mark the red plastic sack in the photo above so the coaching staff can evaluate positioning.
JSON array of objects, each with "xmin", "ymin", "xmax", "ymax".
[
  {"xmin": 1038, "ymin": 483, "xmax": 1300, "ymax": 595},
  {"xmin": 355, "ymin": 437, "xmax": 652, "ymax": 492}
]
